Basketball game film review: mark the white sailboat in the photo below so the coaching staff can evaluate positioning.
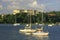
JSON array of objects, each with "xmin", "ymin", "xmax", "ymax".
[
  {"xmin": 32, "ymin": 27, "xmax": 49, "ymax": 36},
  {"xmin": 48, "ymin": 23, "xmax": 54, "ymax": 26},
  {"xmin": 13, "ymin": 23, "xmax": 20, "ymax": 26},
  {"xmin": 19, "ymin": 24, "xmax": 36, "ymax": 33},
  {"xmin": 32, "ymin": 12, "xmax": 49, "ymax": 36},
  {"xmin": 19, "ymin": 12, "xmax": 36, "ymax": 33},
  {"xmin": 13, "ymin": 15, "xmax": 20, "ymax": 26}
]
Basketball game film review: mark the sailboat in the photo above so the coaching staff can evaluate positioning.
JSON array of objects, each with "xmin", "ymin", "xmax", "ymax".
[
  {"xmin": 19, "ymin": 11, "xmax": 36, "ymax": 33},
  {"xmin": 19, "ymin": 24, "xmax": 36, "ymax": 33},
  {"xmin": 13, "ymin": 23, "xmax": 20, "ymax": 26},
  {"xmin": 13, "ymin": 14, "xmax": 20, "ymax": 26},
  {"xmin": 48, "ymin": 23, "xmax": 54, "ymax": 26},
  {"xmin": 32, "ymin": 27, "xmax": 49, "ymax": 36},
  {"xmin": 32, "ymin": 12, "xmax": 49, "ymax": 36}
]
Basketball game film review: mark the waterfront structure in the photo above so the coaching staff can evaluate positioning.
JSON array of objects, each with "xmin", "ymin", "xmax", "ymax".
[
  {"xmin": 13, "ymin": 9, "xmax": 39, "ymax": 15},
  {"xmin": 13, "ymin": 9, "xmax": 20, "ymax": 15},
  {"xmin": 48, "ymin": 14, "xmax": 56, "ymax": 16}
]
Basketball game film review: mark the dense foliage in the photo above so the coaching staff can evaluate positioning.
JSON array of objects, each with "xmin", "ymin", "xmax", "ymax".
[{"xmin": 0, "ymin": 11, "xmax": 60, "ymax": 24}]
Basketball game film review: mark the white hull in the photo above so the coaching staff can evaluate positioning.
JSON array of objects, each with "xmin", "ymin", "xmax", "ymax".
[
  {"xmin": 39, "ymin": 24, "xmax": 43, "ymax": 26},
  {"xmin": 48, "ymin": 24, "xmax": 54, "ymax": 26},
  {"xmin": 19, "ymin": 29, "xmax": 36, "ymax": 33},
  {"xmin": 13, "ymin": 23, "xmax": 20, "ymax": 26},
  {"xmin": 48, "ymin": 24, "xmax": 52, "ymax": 26},
  {"xmin": 32, "ymin": 32, "xmax": 49, "ymax": 36},
  {"xmin": 24, "ymin": 33, "xmax": 31, "ymax": 35},
  {"xmin": 21, "ymin": 32, "xmax": 49, "ymax": 36}
]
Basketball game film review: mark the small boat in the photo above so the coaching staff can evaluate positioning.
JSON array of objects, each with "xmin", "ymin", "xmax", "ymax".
[
  {"xmin": 32, "ymin": 28, "xmax": 49, "ymax": 36},
  {"xmin": 13, "ymin": 23, "xmax": 20, "ymax": 26},
  {"xmin": 48, "ymin": 24, "xmax": 52, "ymax": 26},
  {"xmin": 19, "ymin": 12, "xmax": 36, "ymax": 33},
  {"xmin": 39, "ymin": 24, "xmax": 43, "ymax": 26},
  {"xmin": 13, "ymin": 13, "xmax": 20, "ymax": 26},
  {"xmin": 48, "ymin": 24, "xmax": 54, "ymax": 26},
  {"xmin": 32, "ymin": 32, "xmax": 49, "ymax": 36},
  {"xmin": 32, "ymin": 12, "xmax": 49, "ymax": 36},
  {"xmin": 19, "ymin": 24, "xmax": 36, "ymax": 33},
  {"xmin": 19, "ymin": 28, "xmax": 36, "ymax": 33}
]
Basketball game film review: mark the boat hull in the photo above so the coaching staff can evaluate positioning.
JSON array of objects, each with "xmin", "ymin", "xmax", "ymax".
[
  {"xmin": 24, "ymin": 33, "xmax": 32, "ymax": 35},
  {"xmin": 13, "ymin": 23, "xmax": 20, "ymax": 26},
  {"xmin": 32, "ymin": 32, "xmax": 49, "ymax": 36},
  {"xmin": 19, "ymin": 29, "xmax": 36, "ymax": 33}
]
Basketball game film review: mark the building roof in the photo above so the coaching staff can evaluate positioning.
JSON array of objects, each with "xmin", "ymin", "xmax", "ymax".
[{"xmin": 48, "ymin": 14, "xmax": 56, "ymax": 16}]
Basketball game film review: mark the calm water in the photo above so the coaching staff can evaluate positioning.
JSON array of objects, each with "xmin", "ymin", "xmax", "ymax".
[{"xmin": 0, "ymin": 24, "xmax": 60, "ymax": 40}]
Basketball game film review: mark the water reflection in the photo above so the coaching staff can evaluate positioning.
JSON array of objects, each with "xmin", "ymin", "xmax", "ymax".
[
  {"xmin": 34, "ymin": 36, "xmax": 49, "ymax": 40},
  {"xmin": 24, "ymin": 35, "xmax": 49, "ymax": 40}
]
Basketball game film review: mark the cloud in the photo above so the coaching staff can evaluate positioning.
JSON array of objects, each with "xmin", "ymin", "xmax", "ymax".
[
  {"xmin": 2, "ymin": 0, "xmax": 25, "ymax": 2},
  {"xmin": 28, "ymin": 0, "xmax": 45, "ymax": 12},
  {"xmin": 6, "ymin": 0, "xmax": 46, "ymax": 12},
  {"xmin": 2, "ymin": 0, "xmax": 46, "ymax": 13},
  {"xmin": 11, "ymin": 1, "xmax": 20, "ymax": 5},
  {"xmin": 0, "ymin": 5, "xmax": 2, "ymax": 8},
  {"xmin": 31, "ymin": 1, "xmax": 38, "ymax": 7},
  {"xmin": 40, "ymin": 4, "xmax": 45, "ymax": 9},
  {"xmin": 2, "ymin": 0, "xmax": 14, "ymax": 2},
  {"xmin": 0, "ymin": 5, "xmax": 3, "ymax": 9},
  {"xmin": 40, "ymin": 4, "xmax": 45, "ymax": 12},
  {"xmin": 7, "ymin": 5, "xmax": 20, "ymax": 10},
  {"xmin": 6, "ymin": 0, "xmax": 33, "ymax": 10},
  {"xmin": 28, "ymin": 0, "xmax": 39, "ymax": 10}
]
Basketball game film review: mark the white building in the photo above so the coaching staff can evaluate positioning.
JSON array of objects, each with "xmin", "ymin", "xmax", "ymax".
[{"xmin": 13, "ymin": 9, "xmax": 39, "ymax": 15}]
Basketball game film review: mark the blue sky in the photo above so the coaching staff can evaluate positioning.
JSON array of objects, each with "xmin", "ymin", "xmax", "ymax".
[{"xmin": 0, "ymin": 0, "xmax": 60, "ymax": 14}]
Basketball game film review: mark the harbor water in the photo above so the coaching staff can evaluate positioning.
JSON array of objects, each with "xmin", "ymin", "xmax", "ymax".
[{"xmin": 0, "ymin": 24, "xmax": 60, "ymax": 40}]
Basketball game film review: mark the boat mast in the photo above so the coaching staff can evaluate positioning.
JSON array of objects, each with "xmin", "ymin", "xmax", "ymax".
[
  {"xmin": 15, "ymin": 15, "xmax": 16, "ymax": 23},
  {"xmin": 30, "ymin": 10, "xmax": 31, "ymax": 29},
  {"xmin": 13, "ymin": 13, "xmax": 16, "ymax": 24},
  {"xmin": 41, "ymin": 11, "xmax": 44, "ymax": 30},
  {"xmin": 42, "ymin": 12, "xmax": 43, "ymax": 24}
]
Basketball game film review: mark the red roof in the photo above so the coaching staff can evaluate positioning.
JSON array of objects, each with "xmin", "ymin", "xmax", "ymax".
[{"xmin": 48, "ymin": 14, "xmax": 56, "ymax": 16}]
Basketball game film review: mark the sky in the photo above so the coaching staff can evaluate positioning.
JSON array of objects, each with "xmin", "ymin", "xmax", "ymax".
[{"xmin": 0, "ymin": 0, "xmax": 60, "ymax": 14}]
